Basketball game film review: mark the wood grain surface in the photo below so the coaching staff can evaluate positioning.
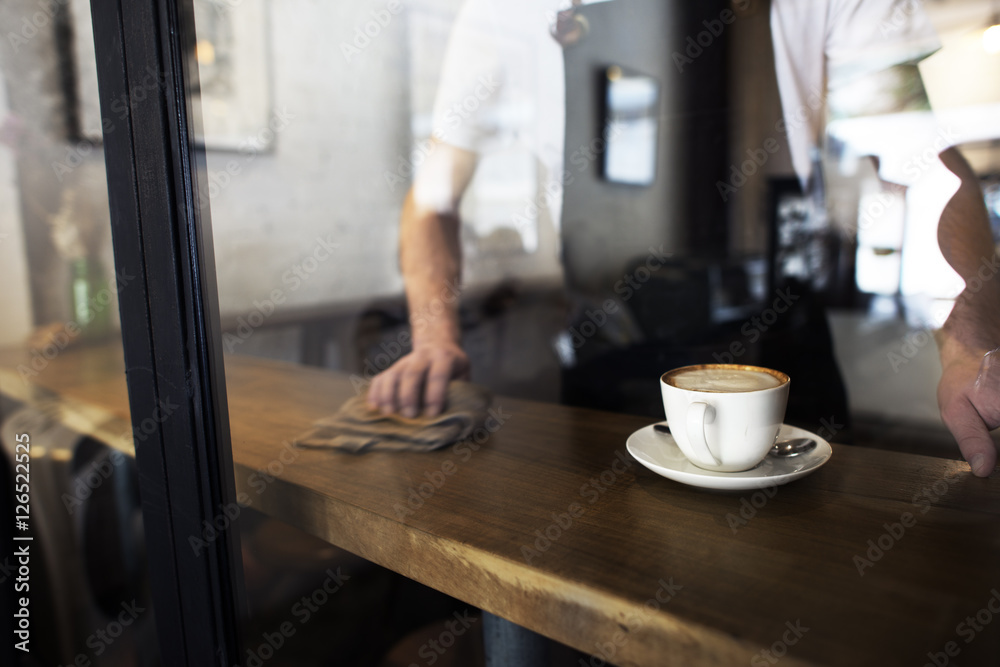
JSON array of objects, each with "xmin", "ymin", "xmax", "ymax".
[{"xmin": 3, "ymin": 344, "xmax": 999, "ymax": 667}]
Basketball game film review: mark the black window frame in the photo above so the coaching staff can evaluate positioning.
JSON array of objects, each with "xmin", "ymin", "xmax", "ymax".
[{"xmin": 90, "ymin": 0, "xmax": 246, "ymax": 663}]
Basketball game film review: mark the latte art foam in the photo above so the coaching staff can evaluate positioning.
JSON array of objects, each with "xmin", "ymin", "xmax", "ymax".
[{"xmin": 668, "ymin": 368, "xmax": 782, "ymax": 392}]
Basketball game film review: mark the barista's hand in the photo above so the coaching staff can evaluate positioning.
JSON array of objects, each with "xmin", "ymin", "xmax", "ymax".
[
  {"xmin": 367, "ymin": 339, "xmax": 470, "ymax": 418},
  {"xmin": 938, "ymin": 335, "xmax": 1000, "ymax": 477}
]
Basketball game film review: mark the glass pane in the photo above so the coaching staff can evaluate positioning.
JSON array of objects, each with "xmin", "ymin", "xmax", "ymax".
[
  {"xmin": 185, "ymin": 0, "xmax": 1000, "ymax": 664},
  {"xmin": 0, "ymin": 1, "xmax": 159, "ymax": 665}
]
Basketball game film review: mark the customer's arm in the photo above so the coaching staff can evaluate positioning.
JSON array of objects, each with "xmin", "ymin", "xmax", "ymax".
[
  {"xmin": 828, "ymin": 61, "xmax": 1000, "ymax": 474},
  {"xmin": 367, "ymin": 140, "xmax": 477, "ymax": 418},
  {"xmin": 935, "ymin": 147, "xmax": 1000, "ymax": 476}
]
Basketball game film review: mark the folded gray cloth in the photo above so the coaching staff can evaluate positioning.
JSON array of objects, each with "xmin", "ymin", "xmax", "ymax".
[{"xmin": 294, "ymin": 381, "xmax": 492, "ymax": 453}]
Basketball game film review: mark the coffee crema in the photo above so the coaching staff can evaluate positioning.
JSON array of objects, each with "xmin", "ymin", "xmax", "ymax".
[{"xmin": 667, "ymin": 367, "xmax": 783, "ymax": 393}]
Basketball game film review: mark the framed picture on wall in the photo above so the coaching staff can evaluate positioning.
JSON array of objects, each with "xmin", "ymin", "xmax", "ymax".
[{"xmin": 70, "ymin": 0, "xmax": 273, "ymax": 151}]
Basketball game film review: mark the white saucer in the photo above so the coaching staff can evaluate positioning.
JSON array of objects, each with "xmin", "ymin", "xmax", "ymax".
[{"xmin": 626, "ymin": 423, "xmax": 832, "ymax": 491}]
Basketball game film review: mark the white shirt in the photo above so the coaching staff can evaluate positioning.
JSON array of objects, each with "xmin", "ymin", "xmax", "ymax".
[
  {"xmin": 432, "ymin": 0, "xmax": 946, "ymax": 236},
  {"xmin": 770, "ymin": 0, "xmax": 941, "ymax": 187},
  {"xmin": 430, "ymin": 0, "xmax": 566, "ymax": 257}
]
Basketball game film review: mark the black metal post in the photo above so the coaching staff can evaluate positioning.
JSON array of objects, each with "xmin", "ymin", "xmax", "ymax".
[{"xmin": 89, "ymin": 0, "xmax": 246, "ymax": 664}]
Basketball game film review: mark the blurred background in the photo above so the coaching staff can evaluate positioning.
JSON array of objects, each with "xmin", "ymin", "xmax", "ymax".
[{"xmin": 1, "ymin": 0, "xmax": 999, "ymax": 664}]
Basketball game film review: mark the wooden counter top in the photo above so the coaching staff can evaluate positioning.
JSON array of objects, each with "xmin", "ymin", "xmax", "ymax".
[{"xmin": 2, "ymin": 343, "xmax": 998, "ymax": 666}]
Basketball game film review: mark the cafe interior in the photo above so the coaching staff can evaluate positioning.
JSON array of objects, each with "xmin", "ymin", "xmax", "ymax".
[{"xmin": 1, "ymin": 0, "xmax": 1000, "ymax": 665}]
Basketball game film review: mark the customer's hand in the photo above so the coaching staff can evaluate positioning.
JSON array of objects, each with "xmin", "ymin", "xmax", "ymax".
[
  {"xmin": 367, "ymin": 339, "xmax": 470, "ymax": 418},
  {"xmin": 938, "ymin": 335, "xmax": 1000, "ymax": 477}
]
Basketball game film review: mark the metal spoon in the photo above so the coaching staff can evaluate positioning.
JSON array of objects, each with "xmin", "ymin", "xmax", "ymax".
[
  {"xmin": 769, "ymin": 438, "xmax": 817, "ymax": 458},
  {"xmin": 654, "ymin": 425, "xmax": 816, "ymax": 459}
]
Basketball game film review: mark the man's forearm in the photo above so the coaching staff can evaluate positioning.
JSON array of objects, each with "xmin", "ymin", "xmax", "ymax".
[
  {"xmin": 399, "ymin": 189, "xmax": 463, "ymax": 348},
  {"xmin": 937, "ymin": 148, "xmax": 1000, "ymax": 352},
  {"xmin": 934, "ymin": 148, "xmax": 1000, "ymax": 475}
]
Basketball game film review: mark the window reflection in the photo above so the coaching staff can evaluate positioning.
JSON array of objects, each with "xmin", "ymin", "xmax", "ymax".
[
  {"xmin": 2, "ymin": 0, "xmax": 997, "ymax": 663},
  {"xmin": 183, "ymin": 0, "xmax": 1000, "ymax": 662},
  {"xmin": 824, "ymin": 0, "xmax": 1000, "ymax": 322},
  {"xmin": 185, "ymin": 2, "xmax": 1000, "ymax": 466},
  {"xmin": 0, "ymin": 2, "xmax": 157, "ymax": 664}
]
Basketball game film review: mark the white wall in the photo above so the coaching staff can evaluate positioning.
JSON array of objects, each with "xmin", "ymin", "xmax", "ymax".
[
  {"xmin": 0, "ymin": 73, "xmax": 34, "ymax": 345},
  {"xmin": 204, "ymin": 0, "xmax": 413, "ymax": 317},
  {"xmin": 203, "ymin": 0, "xmax": 572, "ymax": 319},
  {"xmin": 922, "ymin": 0, "xmax": 1000, "ymax": 112}
]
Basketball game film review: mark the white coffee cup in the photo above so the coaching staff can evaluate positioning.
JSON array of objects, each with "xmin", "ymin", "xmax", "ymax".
[{"xmin": 660, "ymin": 364, "xmax": 790, "ymax": 472}]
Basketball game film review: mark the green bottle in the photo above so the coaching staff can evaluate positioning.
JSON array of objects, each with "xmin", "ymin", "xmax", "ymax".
[{"xmin": 70, "ymin": 257, "xmax": 112, "ymax": 342}]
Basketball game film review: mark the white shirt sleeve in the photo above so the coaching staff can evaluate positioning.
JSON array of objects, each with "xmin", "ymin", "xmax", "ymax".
[
  {"xmin": 430, "ymin": 0, "xmax": 505, "ymax": 152},
  {"xmin": 771, "ymin": 0, "xmax": 941, "ymax": 187},
  {"xmin": 825, "ymin": 0, "xmax": 940, "ymax": 90}
]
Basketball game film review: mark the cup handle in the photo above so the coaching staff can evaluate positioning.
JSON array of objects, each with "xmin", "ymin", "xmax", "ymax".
[{"xmin": 686, "ymin": 402, "xmax": 720, "ymax": 466}]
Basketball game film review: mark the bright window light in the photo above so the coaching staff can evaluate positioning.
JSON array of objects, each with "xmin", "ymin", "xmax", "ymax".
[{"xmin": 984, "ymin": 24, "xmax": 1000, "ymax": 54}]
